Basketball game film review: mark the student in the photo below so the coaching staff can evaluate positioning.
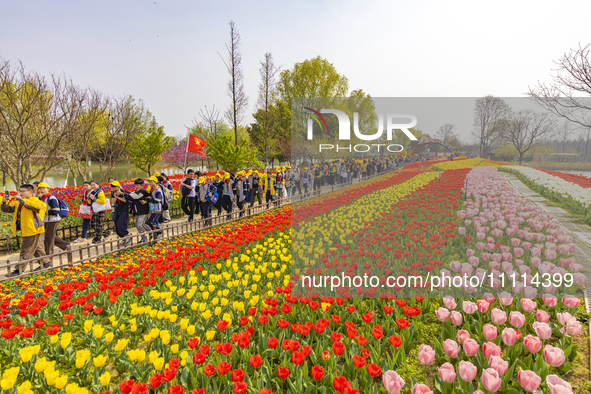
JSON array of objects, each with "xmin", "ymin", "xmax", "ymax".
[
  {"xmin": 1, "ymin": 184, "xmax": 50, "ymax": 275},
  {"xmin": 180, "ymin": 169, "xmax": 196, "ymax": 222},
  {"xmin": 161, "ymin": 174, "xmax": 173, "ymax": 223},
  {"xmin": 284, "ymin": 166, "xmax": 294, "ymax": 197},
  {"xmin": 128, "ymin": 179, "xmax": 151, "ymax": 243},
  {"xmin": 147, "ymin": 176, "xmax": 163, "ymax": 240},
  {"xmin": 73, "ymin": 181, "xmax": 93, "ymax": 243},
  {"xmin": 212, "ymin": 173, "xmax": 224, "ymax": 216},
  {"xmin": 156, "ymin": 176, "xmax": 170, "ymax": 225},
  {"xmin": 36, "ymin": 182, "xmax": 70, "ymax": 257},
  {"xmin": 235, "ymin": 172, "xmax": 246, "ymax": 217},
  {"xmin": 88, "ymin": 180, "xmax": 111, "ymax": 244},
  {"xmin": 263, "ymin": 171, "xmax": 275, "ymax": 209},
  {"xmin": 301, "ymin": 168, "xmax": 310, "ymax": 195},
  {"xmin": 111, "ymin": 181, "xmax": 131, "ymax": 246},
  {"xmin": 249, "ymin": 171, "xmax": 262, "ymax": 207},
  {"xmin": 198, "ymin": 176, "xmax": 215, "ymax": 226},
  {"xmin": 221, "ymin": 172, "xmax": 234, "ymax": 220}
]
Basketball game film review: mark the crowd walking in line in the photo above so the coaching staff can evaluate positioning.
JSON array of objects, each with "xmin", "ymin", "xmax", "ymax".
[{"xmin": 0, "ymin": 154, "xmax": 422, "ymax": 276}]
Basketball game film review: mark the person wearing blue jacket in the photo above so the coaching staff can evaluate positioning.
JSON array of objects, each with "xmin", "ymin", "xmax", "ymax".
[{"xmin": 147, "ymin": 176, "xmax": 163, "ymax": 241}]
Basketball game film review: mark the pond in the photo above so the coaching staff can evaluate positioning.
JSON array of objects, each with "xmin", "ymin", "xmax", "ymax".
[{"xmin": 1, "ymin": 164, "xmax": 210, "ymax": 190}]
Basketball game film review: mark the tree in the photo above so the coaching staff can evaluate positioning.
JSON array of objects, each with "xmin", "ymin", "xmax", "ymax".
[
  {"xmin": 277, "ymin": 57, "xmax": 349, "ymax": 105},
  {"xmin": 256, "ymin": 52, "xmax": 280, "ymax": 165},
  {"xmin": 219, "ymin": 21, "xmax": 248, "ymax": 146},
  {"xmin": 472, "ymin": 95, "xmax": 511, "ymax": 158},
  {"xmin": 493, "ymin": 145, "xmax": 518, "ymax": 161},
  {"xmin": 205, "ymin": 135, "xmax": 261, "ymax": 172},
  {"xmin": 528, "ymin": 43, "xmax": 591, "ymax": 132},
  {"xmin": 501, "ymin": 110, "xmax": 556, "ymax": 165},
  {"xmin": 436, "ymin": 124, "xmax": 455, "ymax": 143},
  {"xmin": 162, "ymin": 142, "xmax": 206, "ymax": 171},
  {"xmin": 247, "ymin": 101, "xmax": 290, "ymax": 166},
  {"xmin": 128, "ymin": 117, "xmax": 171, "ymax": 176}
]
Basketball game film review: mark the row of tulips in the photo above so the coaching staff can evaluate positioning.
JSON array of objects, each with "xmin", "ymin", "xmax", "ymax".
[{"xmin": 0, "ymin": 161, "xmax": 583, "ymax": 393}]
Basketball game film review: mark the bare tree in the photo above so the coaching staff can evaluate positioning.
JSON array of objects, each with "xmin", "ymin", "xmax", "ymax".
[
  {"xmin": 472, "ymin": 95, "xmax": 511, "ymax": 158},
  {"xmin": 257, "ymin": 52, "xmax": 280, "ymax": 165},
  {"xmin": 502, "ymin": 110, "xmax": 557, "ymax": 165},
  {"xmin": 0, "ymin": 59, "xmax": 89, "ymax": 186},
  {"xmin": 219, "ymin": 21, "xmax": 248, "ymax": 146},
  {"xmin": 557, "ymin": 120, "xmax": 571, "ymax": 153},
  {"xmin": 528, "ymin": 43, "xmax": 591, "ymax": 132},
  {"xmin": 436, "ymin": 124, "xmax": 455, "ymax": 143},
  {"xmin": 198, "ymin": 105, "xmax": 221, "ymax": 140}
]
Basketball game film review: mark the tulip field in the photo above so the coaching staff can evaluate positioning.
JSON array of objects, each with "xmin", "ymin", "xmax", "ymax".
[{"xmin": 0, "ymin": 160, "xmax": 589, "ymax": 394}]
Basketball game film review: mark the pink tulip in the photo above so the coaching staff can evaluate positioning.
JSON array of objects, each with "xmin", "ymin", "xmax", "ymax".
[
  {"xmin": 435, "ymin": 307, "xmax": 450, "ymax": 322},
  {"xmin": 520, "ymin": 298, "xmax": 537, "ymax": 312},
  {"xmin": 490, "ymin": 308, "xmax": 507, "ymax": 325},
  {"xmin": 562, "ymin": 296, "xmax": 580, "ymax": 309},
  {"xmin": 508, "ymin": 311, "xmax": 525, "ymax": 328},
  {"xmin": 383, "ymin": 370, "xmax": 405, "ymax": 394},
  {"xmin": 438, "ymin": 363, "xmax": 456, "ymax": 383},
  {"xmin": 412, "ymin": 384, "xmax": 433, "ymax": 394},
  {"xmin": 483, "ymin": 324, "xmax": 497, "ymax": 341},
  {"xmin": 462, "ymin": 301, "xmax": 477, "ymax": 314},
  {"xmin": 543, "ymin": 294, "xmax": 557, "ymax": 308},
  {"xmin": 523, "ymin": 335, "xmax": 542, "ymax": 353},
  {"xmin": 482, "ymin": 342, "xmax": 501, "ymax": 361},
  {"xmin": 482, "ymin": 292, "xmax": 495, "ymax": 305},
  {"xmin": 488, "ymin": 356, "xmax": 508, "ymax": 376},
  {"xmin": 543, "ymin": 345, "xmax": 565, "ymax": 367},
  {"xmin": 458, "ymin": 227, "xmax": 466, "ymax": 235},
  {"xmin": 458, "ymin": 361, "xmax": 477, "ymax": 382},
  {"xmin": 442, "ymin": 339, "xmax": 460, "ymax": 358},
  {"xmin": 477, "ymin": 299, "xmax": 490, "ymax": 313},
  {"xmin": 482, "ymin": 368, "xmax": 502, "ymax": 392},
  {"xmin": 466, "ymin": 249, "xmax": 475, "ymax": 257},
  {"xmin": 535, "ymin": 310, "xmax": 550, "ymax": 323},
  {"xmin": 557, "ymin": 312, "xmax": 574, "ymax": 326},
  {"xmin": 501, "ymin": 327, "xmax": 517, "ymax": 346},
  {"xmin": 498, "ymin": 292, "xmax": 513, "ymax": 306},
  {"xmin": 456, "ymin": 329, "xmax": 470, "ymax": 345},
  {"xmin": 418, "ymin": 344, "xmax": 435, "ymax": 365},
  {"xmin": 545, "ymin": 249, "xmax": 557, "ymax": 259},
  {"xmin": 450, "ymin": 311, "xmax": 463, "ymax": 326},
  {"xmin": 518, "ymin": 370, "xmax": 541, "ymax": 392},
  {"xmin": 566, "ymin": 320, "xmax": 582, "ymax": 336},
  {"xmin": 546, "ymin": 375, "xmax": 573, "ymax": 394},
  {"xmin": 532, "ymin": 322, "xmax": 552, "ymax": 340},
  {"xmin": 463, "ymin": 338, "xmax": 479, "ymax": 357},
  {"xmin": 443, "ymin": 296, "xmax": 457, "ymax": 310}
]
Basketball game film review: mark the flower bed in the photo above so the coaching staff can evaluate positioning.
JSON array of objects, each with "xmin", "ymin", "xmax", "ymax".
[
  {"xmin": 533, "ymin": 168, "xmax": 591, "ymax": 189},
  {"xmin": 0, "ymin": 166, "xmax": 585, "ymax": 394}
]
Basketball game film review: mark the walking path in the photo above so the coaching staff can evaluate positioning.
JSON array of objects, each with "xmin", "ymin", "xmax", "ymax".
[
  {"xmin": 0, "ymin": 168, "xmax": 398, "ymax": 281},
  {"xmin": 501, "ymin": 172, "xmax": 591, "ymax": 312}
]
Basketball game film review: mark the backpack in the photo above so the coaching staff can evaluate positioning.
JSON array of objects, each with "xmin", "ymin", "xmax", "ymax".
[
  {"xmin": 52, "ymin": 195, "xmax": 69, "ymax": 219},
  {"xmin": 181, "ymin": 178, "xmax": 193, "ymax": 196}
]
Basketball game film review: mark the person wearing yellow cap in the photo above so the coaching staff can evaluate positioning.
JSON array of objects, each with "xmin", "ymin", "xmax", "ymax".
[
  {"xmin": 198, "ymin": 175, "xmax": 217, "ymax": 226},
  {"xmin": 180, "ymin": 169, "xmax": 197, "ymax": 223},
  {"xmin": 146, "ymin": 176, "xmax": 164, "ymax": 241},
  {"xmin": 301, "ymin": 167, "xmax": 310, "ymax": 196},
  {"xmin": 275, "ymin": 166, "xmax": 284, "ymax": 205},
  {"xmin": 263, "ymin": 169, "xmax": 275, "ymax": 209},
  {"xmin": 249, "ymin": 169, "xmax": 262, "ymax": 208},
  {"xmin": 284, "ymin": 166, "xmax": 294, "ymax": 197},
  {"xmin": 212, "ymin": 173, "xmax": 224, "ymax": 216},
  {"xmin": 111, "ymin": 180, "xmax": 132, "ymax": 247},
  {"xmin": 37, "ymin": 182, "xmax": 70, "ymax": 258},
  {"xmin": 107, "ymin": 177, "xmax": 117, "ymax": 222},
  {"xmin": 1, "ymin": 183, "xmax": 50, "ymax": 275}
]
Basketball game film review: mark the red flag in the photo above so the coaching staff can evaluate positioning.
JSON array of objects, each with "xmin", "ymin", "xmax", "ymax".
[{"xmin": 187, "ymin": 135, "xmax": 207, "ymax": 154}]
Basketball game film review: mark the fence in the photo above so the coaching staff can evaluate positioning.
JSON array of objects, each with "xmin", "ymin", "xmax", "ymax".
[{"xmin": 0, "ymin": 166, "xmax": 400, "ymax": 281}]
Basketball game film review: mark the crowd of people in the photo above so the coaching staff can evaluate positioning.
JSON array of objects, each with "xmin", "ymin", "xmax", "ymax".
[{"xmin": 0, "ymin": 154, "xmax": 426, "ymax": 276}]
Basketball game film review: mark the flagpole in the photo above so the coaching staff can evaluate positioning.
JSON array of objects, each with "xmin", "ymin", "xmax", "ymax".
[{"xmin": 182, "ymin": 131, "xmax": 190, "ymax": 176}]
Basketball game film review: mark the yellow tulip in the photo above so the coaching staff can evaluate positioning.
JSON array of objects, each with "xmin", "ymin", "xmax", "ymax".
[
  {"xmin": 105, "ymin": 332, "xmax": 114, "ymax": 343},
  {"xmin": 99, "ymin": 371, "xmax": 111, "ymax": 386},
  {"xmin": 93, "ymin": 355, "xmax": 107, "ymax": 368},
  {"xmin": 55, "ymin": 375, "xmax": 68, "ymax": 390}
]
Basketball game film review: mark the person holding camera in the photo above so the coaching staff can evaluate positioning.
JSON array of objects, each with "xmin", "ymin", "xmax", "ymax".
[
  {"xmin": 1, "ymin": 185, "xmax": 50, "ymax": 275},
  {"xmin": 37, "ymin": 182, "xmax": 70, "ymax": 257}
]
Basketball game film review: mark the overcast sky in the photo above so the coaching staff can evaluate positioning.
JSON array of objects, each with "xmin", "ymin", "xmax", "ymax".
[{"xmin": 2, "ymin": 0, "xmax": 590, "ymax": 142}]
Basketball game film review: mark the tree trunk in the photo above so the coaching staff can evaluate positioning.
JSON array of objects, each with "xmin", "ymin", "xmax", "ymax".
[{"xmin": 518, "ymin": 152, "xmax": 524, "ymax": 165}]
